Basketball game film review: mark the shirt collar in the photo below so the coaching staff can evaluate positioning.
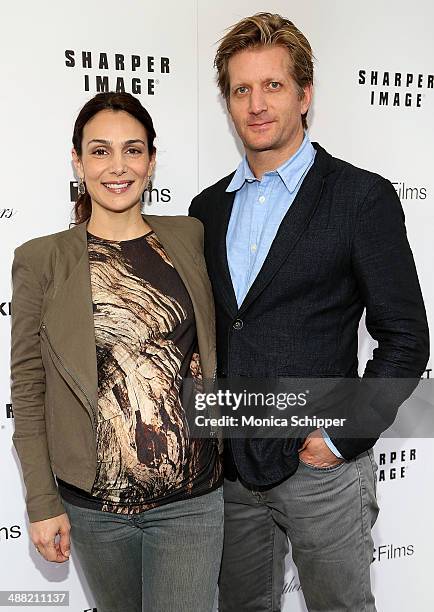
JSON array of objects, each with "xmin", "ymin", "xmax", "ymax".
[
  {"xmin": 226, "ymin": 133, "xmax": 316, "ymax": 194},
  {"xmin": 226, "ymin": 155, "xmax": 255, "ymax": 192}
]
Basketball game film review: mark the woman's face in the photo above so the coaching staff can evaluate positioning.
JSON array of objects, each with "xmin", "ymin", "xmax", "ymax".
[{"xmin": 73, "ymin": 109, "xmax": 155, "ymax": 216}]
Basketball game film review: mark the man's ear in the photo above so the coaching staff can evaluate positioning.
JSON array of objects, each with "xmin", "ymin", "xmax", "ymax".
[
  {"xmin": 301, "ymin": 84, "xmax": 313, "ymax": 115},
  {"xmin": 72, "ymin": 148, "xmax": 84, "ymax": 178},
  {"xmin": 226, "ymin": 97, "xmax": 232, "ymax": 117}
]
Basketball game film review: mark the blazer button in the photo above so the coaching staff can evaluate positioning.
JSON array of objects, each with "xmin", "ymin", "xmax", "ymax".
[{"xmin": 233, "ymin": 319, "xmax": 243, "ymax": 330}]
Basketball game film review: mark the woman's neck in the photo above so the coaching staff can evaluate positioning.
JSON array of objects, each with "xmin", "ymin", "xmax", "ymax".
[{"xmin": 86, "ymin": 205, "xmax": 151, "ymax": 241}]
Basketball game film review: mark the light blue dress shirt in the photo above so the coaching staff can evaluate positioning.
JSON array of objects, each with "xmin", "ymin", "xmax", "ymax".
[
  {"xmin": 226, "ymin": 133, "xmax": 315, "ymax": 306},
  {"xmin": 225, "ymin": 134, "xmax": 343, "ymax": 459}
]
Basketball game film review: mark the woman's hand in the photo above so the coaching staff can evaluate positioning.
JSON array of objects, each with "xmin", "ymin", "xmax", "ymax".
[{"xmin": 30, "ymin": 513, "xmax": 71, "ymax": 563}]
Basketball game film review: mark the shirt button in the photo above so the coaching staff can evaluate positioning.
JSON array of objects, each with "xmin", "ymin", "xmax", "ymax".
[
  {"xmin": 251, "ymin": 243, "xmax": 257, "ymax": 252},
  {"xmin": 233, "ymin": 319, "xmax": 244, "ymax": 330},
  {"xmin": 258, "ymin": 195, "xmax": 266, "ymax": 203}
]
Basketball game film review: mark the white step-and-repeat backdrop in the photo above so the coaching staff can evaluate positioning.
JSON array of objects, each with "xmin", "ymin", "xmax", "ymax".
[{"xmin": 1, "ymin": 1, "xmax": 432, "ymax": 610}]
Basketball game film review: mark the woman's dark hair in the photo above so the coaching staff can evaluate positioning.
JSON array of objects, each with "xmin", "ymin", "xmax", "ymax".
[{"xmin": 72, "ymin": 91, "xmax": 156, "ymax": 224}]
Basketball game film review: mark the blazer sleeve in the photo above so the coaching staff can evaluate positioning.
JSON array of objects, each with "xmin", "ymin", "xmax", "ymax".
[
  {"xmin": 328, "ymin": 178, "xmax": 429, "ymax": 459},
  {"xmin": 353, "ymin": 178, "xmax": 429, "ymax": 378},
  {"xmin": 11, "ymin": 247, "xmax": 65, "ymax": 522}
]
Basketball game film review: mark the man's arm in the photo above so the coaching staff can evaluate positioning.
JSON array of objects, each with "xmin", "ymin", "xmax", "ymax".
[
  {"xmin": 327, "ymin": 177, "xmax": 429, "ymax": 459},
  {"xmin": 354, "ymin": 178, "xmax": 429, "ymax": 378}
]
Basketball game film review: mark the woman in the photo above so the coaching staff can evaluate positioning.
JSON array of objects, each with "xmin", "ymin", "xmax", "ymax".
[{"xmin": 11, "ymin": 92, "xmax": 223, "ymax": 612}]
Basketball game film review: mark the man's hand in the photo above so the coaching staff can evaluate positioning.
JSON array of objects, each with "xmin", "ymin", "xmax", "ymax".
[
  {"xmin": 299, "ymin": 429, "xmax": 344, "ymax": 468},
  {"xmin": 30, "ymin": 513, "xmax": 71, "ymax": 563}
]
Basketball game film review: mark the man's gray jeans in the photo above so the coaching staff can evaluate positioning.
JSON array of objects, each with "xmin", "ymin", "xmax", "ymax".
[{"xmin": 219, "ymin": 450, "xmax": 379, "ymax": 611}]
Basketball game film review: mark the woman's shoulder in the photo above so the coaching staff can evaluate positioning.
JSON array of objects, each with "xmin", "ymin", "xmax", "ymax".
[
  {"xmin": 145, "ymin": 214, "xmax": 204, "ymax": 255},
  {"xmin": 146, "ymin": 214, "xmax": 203, "ymax": 231},
  {"xmin": 146, "ymin": 214, "xmax": 204, "ymax": 241},
  {"xmin": 14, "ymin": 224, "xmax": 84, "ymax": 263}
]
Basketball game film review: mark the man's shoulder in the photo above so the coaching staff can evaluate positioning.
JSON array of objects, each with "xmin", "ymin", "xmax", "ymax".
[
  {"xmin": 193, "ymin": 172, "xmax": 236, "ymax": 203},
  {"xmin": 313, "ymin": 144, "xmax": 402, "ymax": 223},
  {"xmin": 189, "ymin": 171, "xmax": 236, "ymax": 220},
  {"xmin": 314, "ymin": 142, "xmax": 388, "ymax": 192}
]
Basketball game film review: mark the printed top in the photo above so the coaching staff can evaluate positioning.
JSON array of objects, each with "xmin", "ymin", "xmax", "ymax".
[{"xmin": 58, "ymin": 230, "xmax": 221, "ymax": 513}]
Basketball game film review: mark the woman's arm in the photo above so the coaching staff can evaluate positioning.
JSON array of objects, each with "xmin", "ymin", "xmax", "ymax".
[{"xmin": 11, "ymin": 246, "xmax": 70, "ymax": 562}]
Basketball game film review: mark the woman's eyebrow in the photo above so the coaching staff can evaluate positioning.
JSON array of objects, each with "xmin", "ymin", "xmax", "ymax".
[{"xmin": 86, "ymin": 138, "xmax": 146, "ymax": 146}]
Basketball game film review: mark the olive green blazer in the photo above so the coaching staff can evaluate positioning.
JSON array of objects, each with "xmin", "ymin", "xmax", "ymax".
[{"xmin": 10, "ymin": 215, "xmax": 216, "ymax": 522}]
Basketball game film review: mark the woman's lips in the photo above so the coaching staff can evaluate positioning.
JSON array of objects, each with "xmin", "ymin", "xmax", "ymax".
[{"xmin": 102, "ymin": 181, "xmax": 134, "ymax": 194}]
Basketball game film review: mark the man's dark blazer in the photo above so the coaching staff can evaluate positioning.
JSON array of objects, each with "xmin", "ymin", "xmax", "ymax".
[{"xmin": 189, "ymin": 142, "xmax": 429, "ymax": 487}]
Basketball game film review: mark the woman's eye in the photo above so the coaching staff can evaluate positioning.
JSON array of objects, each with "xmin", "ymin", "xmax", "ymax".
[
  {"xmin": 93, "ymin": 148, "xmax": 108, "ymax": 156},
  {"xmin": 126, "ymin": 148, "xmax": 142, "ymax": 155}
]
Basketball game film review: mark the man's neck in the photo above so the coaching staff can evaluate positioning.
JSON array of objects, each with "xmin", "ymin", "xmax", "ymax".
[{"xmin": 246, "ymin": 132, "xmax": 306, "ymax": 179}]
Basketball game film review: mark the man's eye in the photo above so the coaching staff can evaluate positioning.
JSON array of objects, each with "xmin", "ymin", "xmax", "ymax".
[
  {"xmin": 269, "ymin": 81, "xmax": 281, "ymax": 89},
  {"xmin": 236, "ymin": 86, "xmax": 248, "ymax": 94}
]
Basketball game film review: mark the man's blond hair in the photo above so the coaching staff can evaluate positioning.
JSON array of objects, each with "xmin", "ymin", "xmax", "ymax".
[{"xmin": 214, "ymin": 12, "xmax": 314, "ymax": 129}]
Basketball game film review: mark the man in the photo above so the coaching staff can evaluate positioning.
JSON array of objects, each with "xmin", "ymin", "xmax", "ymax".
[{"xmin": 190, "ymin": 12, "xmax": 429, "ymax": 612}]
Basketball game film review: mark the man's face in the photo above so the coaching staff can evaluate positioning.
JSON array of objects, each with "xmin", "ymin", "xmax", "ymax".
[{"xmin": 227, "ymin": 45, "xmax": 312, "ymax": 160}]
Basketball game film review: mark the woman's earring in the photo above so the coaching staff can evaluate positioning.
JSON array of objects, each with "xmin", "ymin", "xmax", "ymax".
[
  {"xmin": 78, "ymin": 177, "xmax": 86, "ymax": 196},
  {"xmin": 147, "ymin": 176, "xmax": 153, "ymax": 192}
]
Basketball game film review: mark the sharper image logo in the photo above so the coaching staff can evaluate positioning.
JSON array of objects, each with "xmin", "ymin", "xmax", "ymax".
[
  {"xmin": 65, "ymin": 50, "xmax": 171, "ymax": 95},
  {"xmin": 377, "ymin": 448, "xmax": 417, "ymax": 482},
  {"xmin": 358, "ymin": 69, "xmax": 433, "ymax": 107}
]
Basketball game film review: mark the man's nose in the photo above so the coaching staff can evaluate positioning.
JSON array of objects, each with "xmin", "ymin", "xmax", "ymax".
[{"xmin": 248, "ymin": 87, "xmax": 267, "ymax": 115}]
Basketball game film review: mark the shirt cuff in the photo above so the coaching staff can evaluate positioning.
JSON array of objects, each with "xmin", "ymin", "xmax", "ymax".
[{"xmin": 320, "ymin": 427, "xmax": 344, "ymax": 459}]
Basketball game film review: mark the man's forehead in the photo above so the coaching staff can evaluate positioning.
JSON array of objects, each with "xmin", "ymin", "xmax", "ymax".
[{"xmin": 228, "ymin": 45, "xmax": 292, "ymax": 78}]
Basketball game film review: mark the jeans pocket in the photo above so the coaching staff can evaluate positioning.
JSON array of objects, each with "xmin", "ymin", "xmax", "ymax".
[{"xmin": 299, "ymin": 458, "xmax": 346, "ymax": 472}]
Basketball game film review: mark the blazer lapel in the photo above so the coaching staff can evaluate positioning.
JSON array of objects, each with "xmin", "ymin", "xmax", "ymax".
[
  {"xmin": 42, "ymin": 223, "xmax": 98, "ymax": 414},
  {"xmin": 145, "ymin": 215, "xmax": 216, "ymax": 380},
  {"xmin": 211, "ymin": 189, "xmax": 239, "ymax": 317},
  {"xmin": 238, "ymin": 145, "xmax": 333, "ymax": 315}
]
